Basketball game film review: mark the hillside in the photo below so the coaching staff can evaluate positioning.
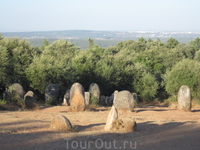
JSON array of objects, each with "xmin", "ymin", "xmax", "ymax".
[{"xmin": 1, "ymin": 30, "xmax": 200, "ymax": 49}]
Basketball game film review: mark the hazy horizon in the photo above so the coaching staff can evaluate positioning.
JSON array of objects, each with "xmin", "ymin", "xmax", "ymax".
[{"xmin": 1, "ymin": 0, "xmax": 200, "ymax": 32}]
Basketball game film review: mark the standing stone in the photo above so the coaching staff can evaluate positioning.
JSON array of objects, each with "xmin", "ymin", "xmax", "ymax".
[
  {"xmin": 100, "ymin": 95, "xmax": 106, "ymax": 106},
  {"xmin": 105, "ymin": 96, "xmax": 110, "ymax": 106},
  {"xmin": 24, "ymin": 91, "xmax": 36, "ymax": 109},
  {"xmin": 104, "ymin": 106, "xmax": 118, "ymax": 131},
  {"xmin": 88, "ymin": 83, "xmax": 100, "ymax": 105},
  {"xmin": 70, "ymin": 82, "xmax": 85, "ymax": 111},
  {"xmin": 63, "ymin": 90, "xmax": 70, "ymax": 106},
  {"xmin": 132, "ymin": 93, "xmax": 138, "ymax": 104},
  {"xmin": 50, "ymin": 115, "xmax": 72, "ymax": 131},
  {"xmin": 113, "ymin": 90, "xmax": 135, "ymax": 112},
  {"xmin": 45, "ymin": 84, "xmax": 59, "ymax": 104},
  {"xmin": 6, "ymin": 83, "xmax": 25, "ymax": 101},
  {"xmin": 108, "ymin": 90, "xmax": 118, "ymax": 106},
  {"xmin": 84, "ymin": 92, "xmax": 90, "ymax": 106},
  {"xmin": 178, "ymin": 85, "xmax": 192, "ymax": 111}
]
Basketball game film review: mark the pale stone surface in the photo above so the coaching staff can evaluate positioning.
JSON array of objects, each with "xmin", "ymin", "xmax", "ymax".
[
  {"xmin": 178, "ymin": 85, "xmax": 192, "ymax": 111},
  {"xmin": 50, "ymin": 115, "xmax": 72, "ymax": 131},
  {"xmin": 112, "ymin": 118, "xmax": 137, "ymax": 132},
  {"xmin": 70, "ymin": 82, "xmax": 85, "ymax": 111},
  {"xmin": 113, "ymin": 90, "xmax": 134, "ymax": 112},
  {"xmin": 88, "ymin": 83, "xmax": 100, "ymax": 105},
  {"xmin": 104, "ymin": 105, "xmax": 118, "ymax": 131},
  {"xmin": 84, "ymin": 92, "xmax": 90, "ymax": 106},
  {"xmin": 24, "ymin": 91, "xmax": 36, "ymax": 109},
  {"xmin": 6, "ymin": 83, "xmax": 25, "ymax": 101},
  {"xmin": 63, "ymin": 90, "xmax": 70, "ymax": 106}
]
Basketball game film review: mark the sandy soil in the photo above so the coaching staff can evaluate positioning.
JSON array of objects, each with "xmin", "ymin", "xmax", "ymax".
[{"xmin": 1, "ymin": 104, "xmax": 200, "ymax": 150}]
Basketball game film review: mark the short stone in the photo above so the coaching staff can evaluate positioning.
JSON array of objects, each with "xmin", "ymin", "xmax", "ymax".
[
  {"xmin": 24, "ymin": 91, "xmax": 36, "ymax": 109},
  {"xmin": 50, "ymin": 115, "xmax": 72, "ymax": 132},
  {"xmin": 63, "ymin": 90, "xmax": 70, "ymax": 106}
]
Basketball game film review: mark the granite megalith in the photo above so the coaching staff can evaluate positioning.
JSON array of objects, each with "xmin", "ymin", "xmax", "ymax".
[
  {"xmin": 178, "ymin": 85, "xmax": 192, "ymax": 111},
  {"xmin": 69, "ymin": 82, "xmax": 85, "ymax": 111},
  {"xmin": 113, "ymin": 90, "xmax": 135, "ymax": 112}
]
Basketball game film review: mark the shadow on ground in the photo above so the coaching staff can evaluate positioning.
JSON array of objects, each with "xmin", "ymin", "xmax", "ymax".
[{"xmin": 1, "ymin": 120, "xmax": 200, "ymax": 150}]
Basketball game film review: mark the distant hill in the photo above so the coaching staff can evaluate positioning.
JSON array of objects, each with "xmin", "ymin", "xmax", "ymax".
[{"xmin": 1, "ymin": 30, "xmax": 200, "ymax": 49}]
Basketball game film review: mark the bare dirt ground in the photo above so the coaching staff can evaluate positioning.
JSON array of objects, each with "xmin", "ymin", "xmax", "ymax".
[{"xmin": 1, "ymin": 103, "xmax": 200, "ymax": 150}]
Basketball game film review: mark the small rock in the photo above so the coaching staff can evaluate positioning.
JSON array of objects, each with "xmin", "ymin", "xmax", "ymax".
[{"xmin": 50, "ymin": 115, "xmax": 72, "ymax": 132}]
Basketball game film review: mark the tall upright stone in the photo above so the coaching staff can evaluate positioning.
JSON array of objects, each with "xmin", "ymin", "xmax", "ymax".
[
  {"xmin": 113, "ymin": 90, "xmax": 135, "ymax": 112},
  {"xmin": 24, "ymin": 91, "xmax": 36, "ymax": 109},
  {"xmin": 88, "ymin": 83, "xmax": 100, "ymax": 105},
  {"xmin": 70, "ymin": 82, "xmax": 85, "ymax": 111},
  {"xmin": 105, "ymin": 105, "xmax": 118, "ymax": 131},
  {"xmin": 84, "ymin": 92, "xmax": 90, "ymax": 106},
  {"xmin": 45, "ymin": 84, "xmax": 59, "ymax": 104},
  {"xmin": 178, "ymin": 85, "xmax": 192, "ymax": 111}
]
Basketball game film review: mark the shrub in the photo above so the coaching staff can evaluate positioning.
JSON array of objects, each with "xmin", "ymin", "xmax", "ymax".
[{"xmin": 164, "ymin": 59, "xmax": 200, "ymax": 99}]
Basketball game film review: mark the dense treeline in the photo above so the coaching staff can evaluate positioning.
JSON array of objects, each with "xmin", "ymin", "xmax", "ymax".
[{"xmin": 0, "ymin": 33, "xmax": 200, "ymax": 102}]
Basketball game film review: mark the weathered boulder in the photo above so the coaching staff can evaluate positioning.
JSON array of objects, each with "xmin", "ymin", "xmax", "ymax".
[
  {"xmin": 112, "ymin": 118, "xmax": 137, "ymax": 132},
  {"xmin": 178, "ymin": 85, "xmax": 192, "ymax": 111},
  {"xmin": 113, "ymin": 90, "xmax": 135, "ymax": 112},
  {"xmin": 84, "ymin": 92, "xmax": 90, "ymax": 106},
  {"xmin": 88, "ymin": 83, "xmax": 100, "ymax": 105},
  {"xmin": 6, "ymin": 83, "xmax": 25, "ymax": 101},
  {"xmin": 45, "ymin": 84, "xmax": 59, "ymax": 104},
  {"xmin": 70, "ymin": 82, "xmax": 85, "ymax": 111},
  {"xmin": 105, "ymin": 105, "xmax": 118, "ymax": 131},
  {"xmin": 24, "ymin": 91, "xmax": 36, "ymax": 109},
  {"xmin": 50, "ymin": 115, "xmax": 72, "ymax": 131},
  {"xmin": 63, "ymin": 89, "xmax": 70, "ymax": 106}
]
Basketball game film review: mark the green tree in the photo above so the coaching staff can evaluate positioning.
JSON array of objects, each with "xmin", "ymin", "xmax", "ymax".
[
  {"xmin": 0, "ymin": 45, "xmax": 9, "ymax": 88},
  {"xmin": 26, "ymin": 40, "xmax": 78, "ymax": 94},
  {"xmin": 0, "ymin": 37, "xmax": 39, "ymax": 88},
  {"xmin": 194, "ymin": 50, "xmax": 200, "ymax": 62},
  {"xmin": 164, "ymin": 59, "xmax": 200, "ymax": 99},
  {"xmin": 166, "ymin": 37, "xmax": 179, "ymax": 49},
  {"xmin": 132, "ymin": 63, "xmax": 159, "ymax": 101}
]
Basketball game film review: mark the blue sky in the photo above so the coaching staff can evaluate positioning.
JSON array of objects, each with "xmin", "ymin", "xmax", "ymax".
[{"xmin": 0, "ymin": 0, "xmax": 200, "ymax": 32}]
